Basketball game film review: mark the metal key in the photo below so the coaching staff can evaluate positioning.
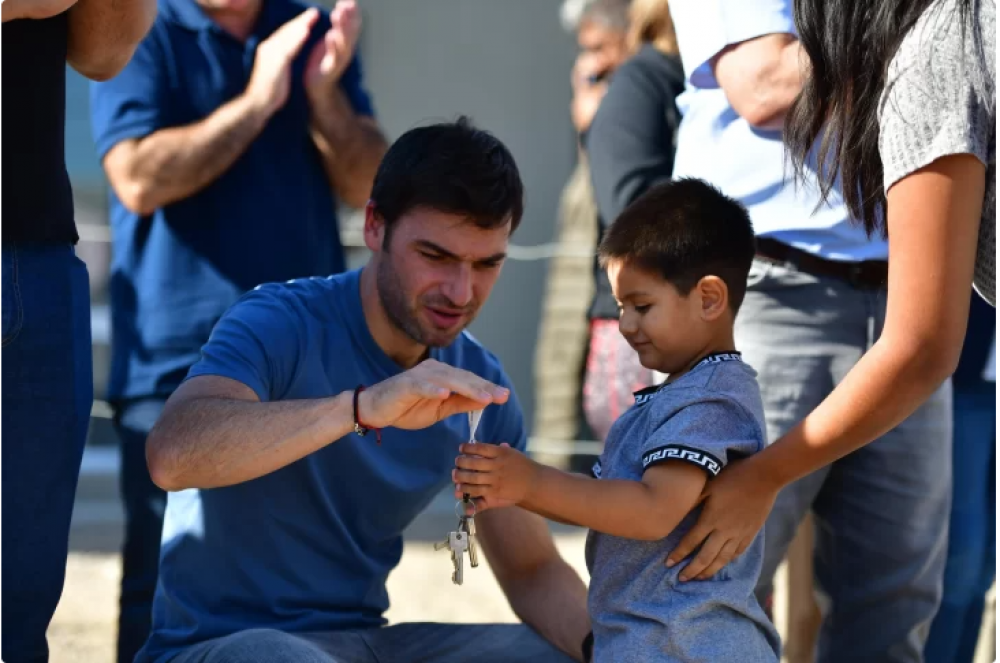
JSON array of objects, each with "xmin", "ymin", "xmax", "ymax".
[
  {"xmin": 459, "ymin": 409, "xmax": 485, "ymax": 570},
  {"xmin": 461, "ymin": 410, "xmax": 484, "ymax": 501},
  {"xmin": 434, "ymin": 530, "xmax": 468, "ymax": 585},
  {"xmin": 460, "ymin": 503, "xmax": 479, "ymax": 568}
]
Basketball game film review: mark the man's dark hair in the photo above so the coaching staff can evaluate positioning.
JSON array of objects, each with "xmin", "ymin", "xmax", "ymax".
[
  {"xmin": 598, "ymin": 178, "xmax": 756, "ymax": 312},
  {"xmin": 370, "ymin": 117, "xmax": 524, "ymax": 243}
]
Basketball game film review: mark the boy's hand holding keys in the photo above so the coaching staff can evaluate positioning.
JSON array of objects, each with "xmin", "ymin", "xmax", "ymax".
[{"xmin": 453, "ymin": 443, "xmax": 539, "ymax": 511}]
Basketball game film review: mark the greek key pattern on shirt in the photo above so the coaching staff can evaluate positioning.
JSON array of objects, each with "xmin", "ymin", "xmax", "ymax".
[
  {"xmin": 632, "ymin": 352, "xmax": 744, "ymax": 408},
  {"xmin": 641, "ymin": 444, "xmax": 723, "ymax": 477},
  {"xmin": 694, "ymin": 352, "xmax": 742, "ymax": 368}
]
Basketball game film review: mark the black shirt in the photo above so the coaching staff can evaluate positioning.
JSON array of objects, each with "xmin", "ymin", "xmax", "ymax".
[
  {"xmin": 2, "ymin": 14, "xmax": 78, "ymax": 245},
  {"xmin": 584, "ymin": 45, "xmax": 685, "ymax": 320}
]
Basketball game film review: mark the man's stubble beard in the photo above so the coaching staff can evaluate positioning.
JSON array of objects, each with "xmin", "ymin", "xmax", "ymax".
[
  {"xmin": 375, "ymin": 254, "xmax": 478, "ymax": 348},
  {"xmin": 376, "ymin": 255, "xmax": 428, "ymax": 345}
]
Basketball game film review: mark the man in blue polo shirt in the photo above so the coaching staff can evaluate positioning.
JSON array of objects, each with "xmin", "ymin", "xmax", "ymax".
[
  {"xmin": 138, "ymin": 119, "xmax": 591, "ymax": 663},
  {"xmin": 90, "ymin": 1, "xmax": 387, "ymax": 660}
]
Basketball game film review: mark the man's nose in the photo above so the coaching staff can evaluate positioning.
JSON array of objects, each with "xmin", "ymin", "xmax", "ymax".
[{"xmin": 441, "ymin": 264, "xmax": 474, "ymax": 308}]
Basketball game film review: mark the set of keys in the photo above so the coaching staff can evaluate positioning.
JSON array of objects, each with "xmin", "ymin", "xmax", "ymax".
[
  {"xmin": 434, "ymin": 409, "xmax": 483, "ymax": 586},
  {"xmin": 433, "ymin": 498, "xmax": 479, "ymax": 585}
]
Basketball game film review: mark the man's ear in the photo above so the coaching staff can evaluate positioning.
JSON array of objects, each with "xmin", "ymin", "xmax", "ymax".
[
  {"xmin": 697, "ymin": 276, "xmax": 729, "ymax": 321},
  {"xmin": 363, "ymin": 200, "xmax": 385, "ymax": 252}
]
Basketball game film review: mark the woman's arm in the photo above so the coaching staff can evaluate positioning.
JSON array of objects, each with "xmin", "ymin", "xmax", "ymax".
[
  {"xmin": 67, "ymin": 0, "xmax": 157, "ymax": 81},
  {"xmin": 664, "ymin": 153, "xmax": 985, "ymax": 580}
]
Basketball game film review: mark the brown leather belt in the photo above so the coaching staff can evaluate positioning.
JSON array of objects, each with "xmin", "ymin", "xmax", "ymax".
[{"xmin": 755, "ymin": 237, "xmax": 888, "ymax": 290}]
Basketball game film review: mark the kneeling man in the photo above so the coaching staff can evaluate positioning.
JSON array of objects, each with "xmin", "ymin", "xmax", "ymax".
[{"xmin": 139, "ymin": 118, "xmax": 591, "ymax": 663}]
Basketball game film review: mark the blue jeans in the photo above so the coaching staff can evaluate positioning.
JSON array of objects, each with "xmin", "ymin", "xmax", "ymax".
[
  {"xmin": 738, "ymin": 258, "xmax": 953, "ymax": 663},
  {"xmin": 167, "ymin": 623, "xmax": 576, "ymax": 663},
  {"xmin": 2, "ymin": 243, "xmax": 93, "ymax": 663},
  {"xmin": 925, "ymin": 382, "xmax": 996, "ymax": 663},
  {"xmin": 114, "ymin": 398, "xmax": 169, "ymax": 663}
]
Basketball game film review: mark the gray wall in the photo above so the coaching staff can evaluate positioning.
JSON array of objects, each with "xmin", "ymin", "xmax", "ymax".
[{"xmin": 356, "ymin": 1, "xmax": 580, "ymax": 430}]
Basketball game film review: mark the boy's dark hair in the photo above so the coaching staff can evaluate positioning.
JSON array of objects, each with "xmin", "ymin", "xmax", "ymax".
[
  {"xmin": 598, "ymin": 178, "xmax": 756, "ymax": 312},
  {"xmin": 370, "ymin": 117, "xmax": 524, "ymax": 244}
]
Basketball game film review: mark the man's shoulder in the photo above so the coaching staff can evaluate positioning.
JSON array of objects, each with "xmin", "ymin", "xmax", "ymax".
[
  {"xmin": 149, "ymin": 0, "xmax": 202, "ymax": 33},
  {"xmin": 233, "ymin": 271, "xmax": 355, "ymax": 326},
  {"xmin": 626, "ymin": 46, "xmax": 685, "ymax": 89}
]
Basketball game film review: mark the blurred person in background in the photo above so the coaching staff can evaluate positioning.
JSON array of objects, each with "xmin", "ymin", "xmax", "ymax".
[
  {"xmin": 1, "ymin": 0, "xmax": 156, "ymax": 660},
  {"xmin": 532, "ymin": 0, "xmax": 629, "ymax": 468},
  {"xmin": 582, "ymin": 0, "xmax": 684, "ymax": 443},
  {"xmin": 89, "ymin": 0, "xmax": 387, "ymax": 660},
  {"xmin": 661, "ymin": 0, "xmax": 955, "ymax": 660},
  {"xmin": 926, "ymin": 294, "xmax": 995, "ymax": 663}
]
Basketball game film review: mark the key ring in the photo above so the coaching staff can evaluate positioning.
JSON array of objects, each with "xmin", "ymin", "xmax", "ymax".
[{"xmin": 456, "ymin": 498, "xmax": 477, "ymax": 520}]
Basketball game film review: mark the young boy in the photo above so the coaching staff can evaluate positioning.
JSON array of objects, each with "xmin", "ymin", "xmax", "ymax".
[{"xmin": 453, "ymin": 178, "xmax": 781, "ymax": 662}]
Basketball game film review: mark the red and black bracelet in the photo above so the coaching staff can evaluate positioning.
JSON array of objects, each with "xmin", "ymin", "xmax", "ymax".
[{"xmin": 352, "ymin": 385, "xmax": 382, "ymax": 445}]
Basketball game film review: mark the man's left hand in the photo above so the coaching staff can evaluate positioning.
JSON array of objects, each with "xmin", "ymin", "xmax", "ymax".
[{"xmin": 304, "ymin": 0, "xmax": 361, "ymax": 96}]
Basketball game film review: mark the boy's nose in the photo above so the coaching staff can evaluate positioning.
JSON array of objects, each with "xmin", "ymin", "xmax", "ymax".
[{"xmin": 618, "ymin": 313, "xmax": 638, "ymax": 337}]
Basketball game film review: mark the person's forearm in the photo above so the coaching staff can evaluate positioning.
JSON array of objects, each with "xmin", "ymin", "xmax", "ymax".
[
  {"xmin": 147, "ymin": 391, "xmax": 354, "ymax": 491},
  {"xmin": 527, "ymin": 504, "xmax": 584, "ymax": 528},
  {"xmin": 754, "ymin": 336, "xmax": 953, "ymax": 490},
  {"xmin": 113, "ymin": 93, "xmax": 272, "ymax": 215},
  {"xmin": 1, "ymin": 0, "xmax": 38, "ymax": 22},
  {"xmin": 307, "ymin": 86, "xmax": 387, "ymax": 208},
  {"xmin": 505, "ymin": 557, "xmax": 591, "ymax": 662},
  {"xmin": 522, "ymin": 466, "xmax": 687, "ymax": 541},
  {"xmin": 66, "ymin": 0, "xmax": 156, "ymax": 81},
  {"xmin": 753, "ymin": 40, "xmax": 804, "ymax": 129},
  {"xmin": 715, "ymin": 36, "xmax": 804, "ymax": 130},
  {"xmin": 521, "ymin": 472, "xmax": 598, "ymax": 527}
]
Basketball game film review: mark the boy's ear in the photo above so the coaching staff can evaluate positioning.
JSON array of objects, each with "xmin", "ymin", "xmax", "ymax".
[{"xmin": 697, "ymin": 276, "xmax": 729, "ymax": 321}]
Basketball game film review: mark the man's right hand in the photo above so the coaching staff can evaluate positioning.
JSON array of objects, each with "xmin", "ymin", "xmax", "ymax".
[
  {"xmin": 246, "ymin": 8, "xmax": 320, "ymax": 116},
  {"xmin": 358, "ymin": 359, "xmax": 510, "ymax": 430},
  {"xmin": 570, "ymin": 51, "xmax": 611, "ymax": 134},
  {"xmin": 2, "ymin": 0, "xmax": 79, "ymax": 22}
]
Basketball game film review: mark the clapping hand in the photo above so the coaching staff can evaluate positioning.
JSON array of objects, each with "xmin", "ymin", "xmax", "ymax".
[{"xmin": 304, "ymin": 0, "xmax": 361, "ymax": 95}]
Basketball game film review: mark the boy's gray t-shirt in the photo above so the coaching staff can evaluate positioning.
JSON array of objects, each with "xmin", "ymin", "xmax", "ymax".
[{"xmin": 585, "ymin": 353, "xmax": 781, "ymax": 662}]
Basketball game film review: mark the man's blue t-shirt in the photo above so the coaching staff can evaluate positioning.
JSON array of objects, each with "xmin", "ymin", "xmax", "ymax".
[
  {"xmin": 89, "ymin": 0, "xmax": 375, "ymax": 402},
  {"xmin": 137, "ymin": 269, "xmax": 528, "ymax": 663}
]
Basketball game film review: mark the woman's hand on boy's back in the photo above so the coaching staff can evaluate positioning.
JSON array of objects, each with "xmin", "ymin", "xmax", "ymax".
[
  {"xmin": 665, "ymin": 455, "xmax": 780, "ymax": 581},
  {"xmin": 453, "ymin": 442, "xmax": 541, "ymax": 511}
]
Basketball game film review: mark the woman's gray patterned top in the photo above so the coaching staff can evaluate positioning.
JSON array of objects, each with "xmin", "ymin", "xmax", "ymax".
[{"xmin": 880, "ymin": 0, "xmax": 996, "ymax": 305}]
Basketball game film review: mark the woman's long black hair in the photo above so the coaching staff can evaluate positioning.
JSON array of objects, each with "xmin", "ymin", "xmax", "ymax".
[{"xmin": 784, "ymin": 0, "xmax": 977, "ymax": 236}]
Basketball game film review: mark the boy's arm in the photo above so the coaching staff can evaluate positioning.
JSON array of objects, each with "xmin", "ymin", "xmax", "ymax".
[
  {"xmin": 521, "ymin": 472, "xmax": 607, "ymax": 528},
  {"xmin": 524, "ymin": 463, "xmax": 707, "ymax": 540},
  {"xmin": 455, "ymin": 444, "xmax": 707, "ymax": 540}
]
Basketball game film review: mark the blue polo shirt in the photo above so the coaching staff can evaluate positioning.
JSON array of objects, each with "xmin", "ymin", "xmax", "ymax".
[
  {"xmin": 136, "ymin": 269, "xmax": 527, "ymax": 662},
  {"xmin": 90, "ymin": 0, "xmax": 374, "ymax": 403}
]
